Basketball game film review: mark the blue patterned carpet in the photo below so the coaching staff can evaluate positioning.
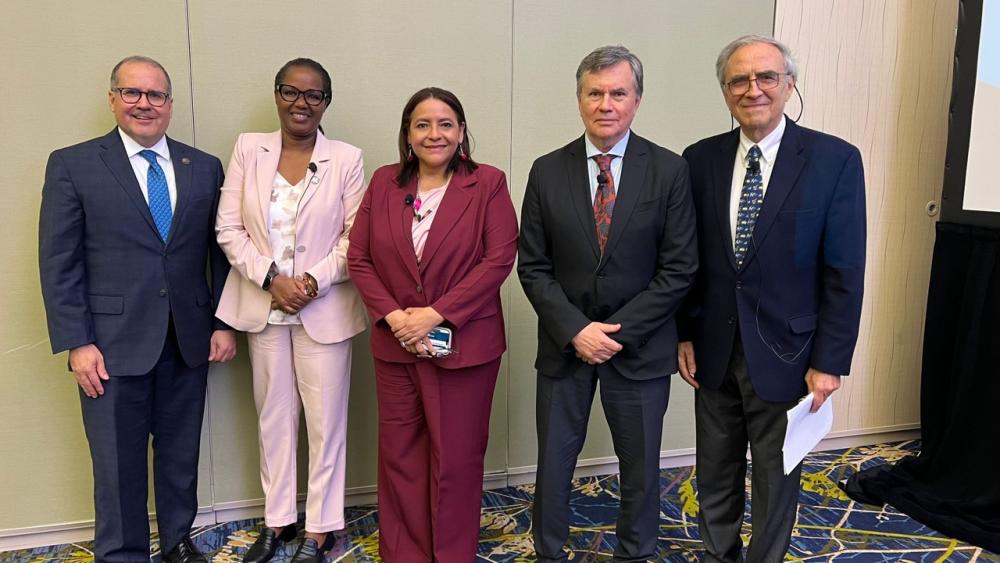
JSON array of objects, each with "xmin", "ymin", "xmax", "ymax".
[{"xmin": 8, "ymin": 441, "xmax": 999, "ymax": 562}]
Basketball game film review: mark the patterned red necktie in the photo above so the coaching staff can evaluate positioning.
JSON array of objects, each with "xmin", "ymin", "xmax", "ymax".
[{"xmin": 592, "ymin": 154, "xmax": 617, "ymax": 254}]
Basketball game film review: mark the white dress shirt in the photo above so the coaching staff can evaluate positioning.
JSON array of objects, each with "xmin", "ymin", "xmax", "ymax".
[
  {"xmin": 729, "ymin": 116, "xmax": 786, "ymax": 250},
  {"xmin": 118, "ymin": 128, "xmax": 177, "ymax": 209},
  {"xmin": 585, "ymin": 130, "xmax": 630, "ymax": 202}
]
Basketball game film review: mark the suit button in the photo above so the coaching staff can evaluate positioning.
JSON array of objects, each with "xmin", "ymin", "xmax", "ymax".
[
  {"xmin": 728, "ymin": 316, "xmax": 736, "ymax": 325},
  {"xmin": 159, "ymin": 289, "xmax": 168, "ymax": 297},
  {"xmin": 416, "ymin": 285, "xmax": 423, "ymax": 293},
  {"xmin": 736, "ymin": 281, "xmax": 742, "ymax": 289},
  {"xmin": 296, "ymin": 245, "xmax": 306, "ymax": 252}
]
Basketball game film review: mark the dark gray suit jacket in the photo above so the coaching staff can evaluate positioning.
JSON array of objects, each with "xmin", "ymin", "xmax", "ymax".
[{"xmin": 518, "ymin": 132, "xmax": 698, "ymax": 380}]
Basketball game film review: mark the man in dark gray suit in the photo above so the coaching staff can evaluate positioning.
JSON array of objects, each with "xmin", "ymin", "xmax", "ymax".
[
  {"xmin": 518, "ymin": 45, "xmax": 698, "ymax": 562},
  {"xmin": 39, "ymin": 56, "xmax": 236, "ymax": 563}
]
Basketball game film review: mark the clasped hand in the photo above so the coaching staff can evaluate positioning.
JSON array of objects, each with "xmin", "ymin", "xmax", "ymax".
[
  {"xmin": 387, "ymin": 307, "xmax": 444, "ymax": 357},
  {"xmin": 268, "ymin": 274, "xmax": 314, "ymax": 314},
  {"xmin": 572, "ymin": 322, "xmax": 622, "ymax": 364}
]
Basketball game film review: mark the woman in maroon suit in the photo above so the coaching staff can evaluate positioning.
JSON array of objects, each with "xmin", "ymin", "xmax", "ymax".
[{"xmin": 347, "ymin": 87, "xmax": 517, "ymax": 562}]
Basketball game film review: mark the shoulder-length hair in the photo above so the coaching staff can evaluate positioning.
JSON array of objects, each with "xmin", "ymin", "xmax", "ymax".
[{"xmin": 396, "ymin": 87, "xmax": 477, "ymax": 186}]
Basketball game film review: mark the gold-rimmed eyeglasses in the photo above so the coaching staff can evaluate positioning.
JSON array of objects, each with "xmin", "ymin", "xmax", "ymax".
[{"xmin": 723, "ymin": 71, "xmax": 790, "ymax": 96}]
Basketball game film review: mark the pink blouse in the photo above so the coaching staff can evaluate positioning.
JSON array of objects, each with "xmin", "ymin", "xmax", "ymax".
[{"xmin": 411, "ymin": 184, "xmax": 448, "ymax": 261}]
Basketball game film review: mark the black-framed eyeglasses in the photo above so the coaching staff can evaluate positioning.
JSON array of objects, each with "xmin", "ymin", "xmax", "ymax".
[
  {"xmin": 275, "ymin": 84, "xmax": 329, "ymax": 106},
  {"xmin": 113, "ymin": 88, "xmax": 170, "ymax": 107},
  {"xmin": 723, "ymin": 71, "xmax": 789, "ymax": 96}
]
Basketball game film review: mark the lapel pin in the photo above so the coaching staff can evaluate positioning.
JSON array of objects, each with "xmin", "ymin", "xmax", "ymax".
[
  {"xmin": 181, "ymin": 157, "xmax": 191, "ymax": 165},
  {"xmin": 311, "ymin": 176, "xmax": 320, "ymax": 184}
]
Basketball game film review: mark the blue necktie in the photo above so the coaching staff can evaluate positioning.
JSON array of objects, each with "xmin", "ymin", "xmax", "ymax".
[
  {"xmin": 734, "ymin": 145, "xmax": 763, "ymax": 266},
  {"xmin": 140, "ymin": 150, "xmax": 172, "ymax": 241}
]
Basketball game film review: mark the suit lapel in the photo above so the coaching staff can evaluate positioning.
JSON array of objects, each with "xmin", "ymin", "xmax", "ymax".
[
  {"xmin": 99, "ymin": 130, "xmax": 161, "ymax": 240},
  {"xmin": 567, "ymin": 137, "xmax": 601, "ymax": 261},
  {"xmin": 741, "ymin": 119, "xmax": 805, "ymax": 268},
  {"xmin": 166, "ymin": 138, "xmax": 193, "ymax": 246},
  {"xmin": 712, "ymin": 130, "xmax": 740, "ymax": 270},
  {"xmin": 418, "ymin": 169, "xmax": 474, "ymax": 274},
  {"xmin": 388, "ymin": 176, "xmax": 422, "ymax": 284},
  {"xmin": 256, "ymin": 133, "xmax": 282, "ymax": 228},
  {"xmin": 600, "ymin": 133, "xmax": 647, "ymax": 266},
  {"xmin": 299, "ymin": 134, "xmax": 329, "ymax": 211}
]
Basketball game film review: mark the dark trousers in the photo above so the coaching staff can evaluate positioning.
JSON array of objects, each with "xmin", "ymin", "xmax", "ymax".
[
  {"xmin": 533, "ymin": 364, "xmax": 670, "ymax": 562},
  {"xmin": 695, "ymin": 336, "xmax": 802, "ymax": 563},
  {"xmin": 80, "ymin": 327, "xmax": 208, "ymax": 562},
  {"xmin": 374, "ymin": 358, "xmax": 500, "ymax": 563}
]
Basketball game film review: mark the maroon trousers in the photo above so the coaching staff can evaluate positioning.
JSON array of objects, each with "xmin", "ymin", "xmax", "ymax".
[{"xmin": 374, "ymin": 357, "xmax": 501, "ymax": 563}]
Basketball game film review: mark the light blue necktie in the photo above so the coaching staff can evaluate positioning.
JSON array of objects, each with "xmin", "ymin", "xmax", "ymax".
[
  {"xmin": 139, "ymin": 149, "xmax": 172, "ymax": 241},
  {"xmin": 734, "ymin": 145, "xmax": 763, "ymax": 266}
]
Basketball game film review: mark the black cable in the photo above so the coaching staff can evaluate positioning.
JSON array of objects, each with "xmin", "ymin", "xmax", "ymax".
[{"xmin": 746, "ymin": 231, "xmax": 813, "ymax": 365}]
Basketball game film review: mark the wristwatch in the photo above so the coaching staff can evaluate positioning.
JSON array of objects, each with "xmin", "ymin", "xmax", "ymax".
[{"xmin": 262, "ymin": 262, "xmax": 279, "ymax": 290}]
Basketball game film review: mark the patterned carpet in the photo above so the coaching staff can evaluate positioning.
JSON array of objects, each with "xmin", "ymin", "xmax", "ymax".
[{"xmin": 8, "ymin": 440, "xmax": 999, "ymax": 562}]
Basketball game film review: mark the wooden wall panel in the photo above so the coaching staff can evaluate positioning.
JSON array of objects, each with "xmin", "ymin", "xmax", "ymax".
[{"xmin": 775, "ymin": 0, "xmax": 958, "ymax": 431}]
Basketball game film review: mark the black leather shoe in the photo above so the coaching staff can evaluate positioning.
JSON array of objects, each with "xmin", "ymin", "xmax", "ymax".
[
  {"xmin": 288, "ymin": 533, "xmax": 335, "ymax": 563},
  {"xmin": 244, "ymin": 525, "xmax": 298, "ymax": 563},
  {"xmin": 162, "ymin": 537, "xmax": 208, "ymax": 563}
]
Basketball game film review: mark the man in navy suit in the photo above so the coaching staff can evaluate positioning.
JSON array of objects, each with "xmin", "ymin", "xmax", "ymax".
[
  {"xmin": 519, "ymin": 45, "xmax": 698, "ymax": 561},
  {"xmin": 678, "ymin": 36, "xmax": 866, "ymax": 562},
  {"xmin": 39, "ymin": 56, "xmax": 236, "ymax": 563}
]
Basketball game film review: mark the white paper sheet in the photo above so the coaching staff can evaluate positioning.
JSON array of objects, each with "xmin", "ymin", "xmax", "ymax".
[{"xmin": 782, "ymin": 393, "xmax": 833, "ymax": 475}]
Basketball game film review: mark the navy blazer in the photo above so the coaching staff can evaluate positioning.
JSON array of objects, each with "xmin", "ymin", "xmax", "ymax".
[
  {"xmin": 680, "ymin": 118, "xmax": 866, "ymax": 402},
  {"xmin": 518, "ymin": 133, "xmax": 698, "ymax": 380},
  {"xmin": 39, "ymin": 129, "xmax": 229, "ymax": 376}
]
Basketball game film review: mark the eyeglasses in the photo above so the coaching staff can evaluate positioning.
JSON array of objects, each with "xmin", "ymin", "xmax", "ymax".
[
  {"xmin": 275, "ymin": 84, "xmax": 329, "ymax": 106},
  {"xmin": 723, "ymin": 71, "xmax": 789, "ymax": 96},
  {"xmin": 113, "ymin": 88, "xmax": 170, "ymax": 107}
]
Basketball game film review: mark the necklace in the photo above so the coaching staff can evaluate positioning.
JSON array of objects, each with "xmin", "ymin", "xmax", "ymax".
[
  {"xmin": 414, "ymin": 173, "xmax": 451, "ymax": 222},
  {"xmin": 413, "ymin": 195, "xmax": 433, "ymax": 222}
]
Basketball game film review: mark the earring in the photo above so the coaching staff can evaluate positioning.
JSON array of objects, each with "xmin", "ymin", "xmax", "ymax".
[
  {"xmin": 407, "ymin": 145, "xmax": 414, "ymax": 161},
  {"xmin": 458, "ymin": 144, "xmax": 468, "ymax": 161}
]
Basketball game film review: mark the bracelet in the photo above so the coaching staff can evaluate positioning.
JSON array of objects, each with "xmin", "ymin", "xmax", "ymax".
[{"xmin": 302, "ymin": 272, "xmax": 318, "ymax": 297}]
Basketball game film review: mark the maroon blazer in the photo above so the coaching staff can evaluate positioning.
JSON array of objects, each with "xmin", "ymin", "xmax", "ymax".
[{"xmin": 348, "ymin": 163, "xmax": 518, "ymax": 369}]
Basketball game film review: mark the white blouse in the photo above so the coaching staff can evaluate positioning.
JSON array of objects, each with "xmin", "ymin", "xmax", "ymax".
[{"xmin": 267, "ymin": 172, "xmax": 306, "ymax": 324}]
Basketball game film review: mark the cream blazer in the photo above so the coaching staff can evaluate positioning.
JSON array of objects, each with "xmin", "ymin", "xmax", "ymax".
[{"xmin": 215, "ymin": 131, "xmax": 367, "ymax": 344}]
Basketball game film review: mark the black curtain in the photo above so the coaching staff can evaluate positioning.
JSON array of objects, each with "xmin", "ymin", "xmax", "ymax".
[{"xmin": 843, "ymin": 222, "xmax": 1000, "ymax": 551}]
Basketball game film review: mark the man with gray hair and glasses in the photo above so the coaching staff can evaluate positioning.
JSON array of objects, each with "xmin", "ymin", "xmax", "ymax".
[
  {"xmin": 39, "ymin": 56, "xmax": 236, "ymax": 563},
  {"xmin": 678, "ymin": 35, "xmax": 866, "ymax": 561},
  {"xmin": 519, "ymin": 45, "xmax": 698, "ymax": 561}
]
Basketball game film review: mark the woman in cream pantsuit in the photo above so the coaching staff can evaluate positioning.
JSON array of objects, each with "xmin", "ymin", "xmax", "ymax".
[{"xmin": 215, "ymin": 58, "xmax": 367, "ymax": 563}]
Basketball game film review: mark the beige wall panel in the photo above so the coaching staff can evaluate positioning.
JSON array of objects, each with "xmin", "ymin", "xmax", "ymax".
[
  {"xmin": 187, "ymin": 0, "xmax": 514, "ymax": 502},
  {"xmin": 506, "ymin": 0, "xmax": 775, "ymax": 469},
  {"xmin": 0, "ymin": 0, "xmax": 199, "ymax": 530},
  {"xmin": 774, "ymin": 0, "xmax": 956, "ymax": 432}
]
